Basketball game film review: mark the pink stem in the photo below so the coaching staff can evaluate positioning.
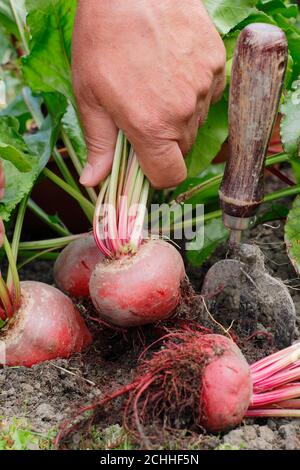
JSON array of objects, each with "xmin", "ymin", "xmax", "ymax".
[
  {"xmin": 251, "ymin": 344, "xmax": 300, "ymax": 383},
  {"xmin": 118, "ymin": 195, "xmax": 128, "ymax": 246},
  {"xmin": 246, "ymin": 409, "xmax": 300, "ymax": 418},
  {"xmin": 251, "ymin": 343, "xmax": 300, "ymax": 373},
  {"xmin": 254, "ymin": 366, "xmax": 300, "ymax": 393},
  {"xmin": 251, "ymin": 383, "xmax": 300, "ymax": 408},
  {"xmin": 0, "ymin": 306, "xmax": 6, "ymax": 321}
]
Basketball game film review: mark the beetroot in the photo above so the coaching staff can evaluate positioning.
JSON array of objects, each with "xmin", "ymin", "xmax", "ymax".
[
  {"xmin": 55, "ymin": 332, "xmax": 252, "ymax": 447},
  {"xmin": 89, "ymin": 239, "xmax": 185, "ymax": 327},
  {"xmin": 54, "ymin": 233, "xmax": 104, "ymax": 297},
  {"xmin": 0, "ymin": 281, "xmax": 92, "ymax": 367},
  {"xmin": 199, "ymin": 335, "xmax": 252, "ymax": 431},
  {"xmin": 55, "ymin": 330, "xmax": 300, "ymax": 448},
  {"xmin": 89, "ymin": 133, "xmax": 186, "ymax": 326},
  {"xmin": 125, "ymin": 332, "xmax": 253, "ymax": 434}
]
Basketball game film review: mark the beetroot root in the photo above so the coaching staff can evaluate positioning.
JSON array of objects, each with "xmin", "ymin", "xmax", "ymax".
[
  {"xmin": 89, "ymin": 239, "xmax": 186, "ymax": 327},
  {"xmin": 200, "ymin": 335, "xmax": 252, "ymax": 432},
  {"xmin": 54, "ymin": 234, "xmax": 104, "ymax": 297},
  {"xmin": 126, "ymin": 332, "xmax": 252, "ymax": 435},
  {"xmin": 55, "ymin": 331, "xmax": 252, "ymax": 447},
  {"xmin": 0, "ymin": 281, "xmax": 92, "ymax": 367}
]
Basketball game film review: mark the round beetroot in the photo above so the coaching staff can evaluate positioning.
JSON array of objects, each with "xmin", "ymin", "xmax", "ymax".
[
  {"xmin": 54, "ymin": 234, "xmax": 104, "ymax": 297},
  {"xmin": 0, "ymin": 281, "xmax": 92, "ymax": 367},
  {"xmin": 89, "ymin": 239, "xmax": 185, "ymax": 327},
  {"xmin": 55, "ymin": 332, "xmax": 253, "ymax": 447},
  {"xmin": 200, "ymin": 334, "xmax": 252, "ymax": 432},
  {"xmin": 125, "ymin": 333, "xmax": 252, "ymax": 435}
]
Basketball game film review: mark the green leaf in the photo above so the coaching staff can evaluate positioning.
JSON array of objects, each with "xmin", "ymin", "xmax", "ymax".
[
  {"xmin": 0, "ymin": 116, "xmax": 33, "ymax": 170},
  {"xmin": 203, "ymin": 0, "xmax": 257, "ymax": 35},
  {"xmin": 0, "ymin": 27, "xmax": 14, "ymax": 64},
  {"xmin": 223, "ymin": 31, "xmax": 240, "ymax": 59},
  {"xmin": 25, "ymin": 115, "xmax": 59, "ymax": 171},
  {"xmin": 233, "ymin": 10, "xmax": 276, "ymax": 29},
  {"xmin": 281, "ymin": 80, "xmax": 300, "ymax": 158},
  {"xmin": 0, "ymin": 0, "xmax": 19, "ymax": 37},
  {"xmin": 22, "ymin": 0, "xmax": 76, "ymax": 104},
  {"xmin": 273, "ymin": 13, "xmax": 300, "ymax": 80},
  {"xmin": 0, "ymin": 116, "xmax": 40, "ymax": 220},
  {"xmin": 0, "ymin": 88, "xmax": 44, "ymax": 133},
  {"xmin": 187, "ymin": 218, "xmax": 228, "ymax": 267},
  {"xmin": 62, "ymin": 103, "xmax": 87, "ymax": 166},
  {"xmin": 0, "ymin": 153, "xmax": 38, "ymax": 220},
  {"xmin": 0, "ymin": 141, "xmax": 32, "ymax": 171},
  {"xmin": 172, "ymin": 164, "xmax": 223, "ymax": 205},
  {"xmin": 23, "ymin": 90, "xmax": 68, "ymax": 171},
  {"xmin": 285, "ymin": 195, "xmax": 300, "ymax": 274},
  {"xmin": 186, "ymin": 98, "xmax": 228, "ymax": 177},
  {"xmin": 254, "ymin": 203, "xmax": 289, "ymax": 225},
  {"xmin": 291, "ymin": 158, "xmax": 300, "ymax": 184},
  {"xmin": 223, "ymin": 31, "xmax": 240, "ymax": 82},
  {"xmin": 258, "ymin": 0, "xmax": 298, "ymax": 19},
  {"xmin": 43, "ymin": 91, "xmax": 68, "ymax": 122},
  {"xmin": 0, "ymin": 92, "xmax": 30, "ymax": 119}
]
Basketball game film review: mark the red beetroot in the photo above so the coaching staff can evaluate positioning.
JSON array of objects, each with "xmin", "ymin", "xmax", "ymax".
[
  {"xmin": 126, "ymin": 332, "xmax": 253, "ymax": 435},
  {"xmin": 55, "ymin": 332, "xmax": 252, "ymax": 447},
  {"xmin": 200, "ymin": 335, "xmax": 252, "ymax": 431},
  {"xmin": 54, "ymin": 234, "xmax": 104, "ymax": 297},
  {"xmin": 89, "ymin": 239, "xmax": 185, "ymax": 327},
  {"xmin": 56, "ymin": 331, "xmax": 300, "ymax": 448},
  {"xmin": 0, "ymin": 281, "xmax": 92, "ymax": 367}
]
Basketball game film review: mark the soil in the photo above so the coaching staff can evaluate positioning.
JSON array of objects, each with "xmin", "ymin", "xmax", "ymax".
[{"xmin": 1, "ymin": 187, "xmax": 300, "ymax": 450}]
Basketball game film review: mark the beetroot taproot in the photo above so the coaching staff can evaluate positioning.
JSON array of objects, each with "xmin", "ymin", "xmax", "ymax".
[
  {"xmin": 125, "ymin": 332, "xmax": 253, "ymax": 434},
  {"xmin": 199, "ymin": 335, "xmax": 252, "ymax": 431},
  {"xmin": 89, "ymin": 239, "xmax": 185, "ymax": 327},
  {"xmin": 56, "ymin": 329, "xmax": 300, "ymax": 448},
  {"xmin": 54, "ymin": 234, "xmax": 104, "ymax": 298},
  {"xmin": 0, "ymin": 281, "xmax": 92, "ymax": 367},
  {"xmin": 55, "ymin": 332, "xmax": 252, "ymax": 447}
]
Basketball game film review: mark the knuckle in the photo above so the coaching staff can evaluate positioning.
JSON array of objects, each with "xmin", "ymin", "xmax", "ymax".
[
  {"xmin": 174, "ymin": 93, "xmax": 197, "ymax": 123},
  {"xmin": 126, "ymin": 106, "xmax": 162, "ymax": 139},
  {"xmin": 197, "ymin": 72, "xmax": 214, "ymax": 99},
  {"xmin": 211, "ymin": 44, "xmax": 226, "ymax": 76},
  {"xmin": 150, "ymin": 154, "xmax": 187, "ymax": 189},
  {"xmin": 151, "ymin": 172, "xmax": 186, "ymax": 190}
]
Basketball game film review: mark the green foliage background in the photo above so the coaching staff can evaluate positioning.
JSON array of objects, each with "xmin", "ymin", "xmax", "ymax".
[{"xmin": 0, "ymin": 0, "xmax": 299, "ymax": 267}]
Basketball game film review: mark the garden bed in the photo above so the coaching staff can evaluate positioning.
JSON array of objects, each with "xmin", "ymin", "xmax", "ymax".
[{"xmin": 1, "ymin": 204, "xmax": 300, "ymax": 450}]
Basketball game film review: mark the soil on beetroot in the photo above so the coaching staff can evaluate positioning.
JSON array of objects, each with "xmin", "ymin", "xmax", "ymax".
[{"xmin": 1, "ymin": 196, "xmax": 300, "ymax": 449}]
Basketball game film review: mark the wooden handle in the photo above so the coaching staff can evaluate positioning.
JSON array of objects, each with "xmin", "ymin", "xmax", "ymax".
[{"xmin": 220, "ymin": 23, "xmax": 288, "ymax": 220}]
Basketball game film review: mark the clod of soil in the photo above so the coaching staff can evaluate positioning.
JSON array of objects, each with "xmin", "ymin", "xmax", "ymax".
[{"xmin": 201, "ymin": 244, "xmax": 296, "ymax": 348}]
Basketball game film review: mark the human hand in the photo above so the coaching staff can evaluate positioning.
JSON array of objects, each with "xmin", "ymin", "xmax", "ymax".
[{"xmin": 73, "ymin": 0, "xmax": 226, "ymax": 189}]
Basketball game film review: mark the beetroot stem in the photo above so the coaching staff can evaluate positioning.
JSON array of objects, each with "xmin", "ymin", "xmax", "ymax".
[
  {"xmin": 251, "ymin": 344, "xmax": 300, "ymax": 383},
  {"xmin": 0, "ymin": 275, "xmax": 14, "ymax": 318},
  {"xmin": 246, "ymin": 409, "xmax": 300, "ymax": 418},
  {"xmin": 251, "ymin": 384, "xmax": 300, "ymax": 407},
  {"xmin": 93, "ymin": 131, "xmax": 149, "ymax": 258},
  {"xmin": 4, "ymin": 237, "xmax": 21, "ymax": 310}
]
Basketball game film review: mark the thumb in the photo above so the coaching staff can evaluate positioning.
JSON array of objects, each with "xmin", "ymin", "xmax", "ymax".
[
  {"xmin": 79, "ymin": 104, "xmax": 118, "ymax": 187},
  {"xmin": 134, "ymin": 139, "xmax": 187, "ymax": 189}
]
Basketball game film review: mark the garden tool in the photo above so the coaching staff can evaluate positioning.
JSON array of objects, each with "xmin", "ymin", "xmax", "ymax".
[{"xmin": 201, "ymin": 23, "xmax": 296, "ymax": 347}]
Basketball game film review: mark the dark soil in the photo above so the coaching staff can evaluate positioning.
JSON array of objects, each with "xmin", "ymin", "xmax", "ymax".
[{"xmin": 1, "ymin": 189, "xmax": 300, "ymax": 449}]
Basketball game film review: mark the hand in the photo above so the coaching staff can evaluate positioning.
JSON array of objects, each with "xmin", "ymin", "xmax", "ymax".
[{"xmin": 73, "ymin": 0, "xmax": 226, "ymax": 189}]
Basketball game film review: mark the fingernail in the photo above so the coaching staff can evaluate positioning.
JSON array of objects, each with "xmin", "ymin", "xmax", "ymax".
[{"xmin": 80, "ymin": 163, "xmax": 94, "ymax": 186}]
